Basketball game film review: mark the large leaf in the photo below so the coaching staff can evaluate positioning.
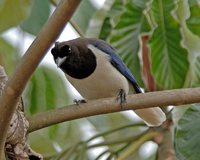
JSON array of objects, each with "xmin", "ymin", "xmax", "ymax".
[
  {"xmin": 20, "ymin": 0, "xmax": 50, "ymax": 35},
  {"xmin": 172, "ymin": 104, "xmax": 190, "ymax": 127},
  {"xmin": 149, "ymin": 0, "xmax": 189, "ymax": 89},
  {"xmin": 108, "ymin": 0, "xmax": 151, "ymax": 87},
  {"xmin": 176, "ymin": 0, "xmax": 200, "ymax": 87},
  {"xmin": 24, "ymin": 65, "xmax": 71, "ymax": 115},
  {"xmin": 189, "ymin": 54, "xmax": 200, "ymax": 86},
  {"xmin": 29, "ymin": 120, "xmax": 84, "ymax": 158},
  {"xmin": 72, "ymin": 0, "xmax": 97, "ymax": 35},
  {"xmin": 186, "ymin": 0, "xmax": 200, "ymax": 37},
  {"xmin": 174, "ymin": 104, "xmax": 200, "ymax": 160},
  {"xmin": 25, "ymin": 66, "xmax": 85, "ymax": 157},
  {"xmin": 86, "ymin": 0, "xmax": 124, "ymax": 40},
  {"xmin": 0, "ymin": 0, "xmax": 32, "ymax": 33}
]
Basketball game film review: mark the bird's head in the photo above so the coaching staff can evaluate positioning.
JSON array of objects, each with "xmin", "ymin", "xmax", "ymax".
[
  {"xmin": 50, "ymin": 38, "xmax": 97, "ymax": 79},
  {"xmin": 51, "ymin": 42, "xmax": 72, "ymax": 68}
]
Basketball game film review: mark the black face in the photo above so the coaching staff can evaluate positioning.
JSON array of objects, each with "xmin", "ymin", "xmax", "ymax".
[
  {"xmin": 51, "ymin": 42, "xmax": 71, "ymax": 62},
  {"xmin": 50, "ymin": 40, "xmax": 97, "ymax": 79}
]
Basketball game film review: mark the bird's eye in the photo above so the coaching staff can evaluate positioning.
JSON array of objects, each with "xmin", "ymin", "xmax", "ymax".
[{"xmin": 59, "ymin": 45, "xmax": 71, "ymax": 58}]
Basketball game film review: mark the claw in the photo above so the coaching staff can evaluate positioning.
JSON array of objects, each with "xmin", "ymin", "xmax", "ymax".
[
  {"xmin": 116, "ymin": 89, "xmax": 126, "ymax": 108},
  {"xmin": 73, "ymin": 99, "xmax": 87, "ymax": 105}
]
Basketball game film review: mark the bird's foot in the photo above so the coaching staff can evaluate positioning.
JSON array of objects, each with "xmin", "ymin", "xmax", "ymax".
[
  {"xmin": 73, "ymin": 99, "xmax": 87, "ymax": 105},
  {"xmin": 116, "ymin": 89, "xmax": 126, "ymax": 108}
]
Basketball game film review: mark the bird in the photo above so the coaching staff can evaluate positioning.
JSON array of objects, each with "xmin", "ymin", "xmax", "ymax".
[{"xmin": 51, "ymin": 37, "xmax": 166, "ymax": 126}]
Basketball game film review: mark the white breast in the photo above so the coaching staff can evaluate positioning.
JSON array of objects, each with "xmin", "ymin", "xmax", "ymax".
[{"xmin": 66, "ymin": 44, "xmax": 130, "ymax": 100}]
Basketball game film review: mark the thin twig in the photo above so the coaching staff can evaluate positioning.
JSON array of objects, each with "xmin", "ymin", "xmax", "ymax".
[
  {"xmin": 28, "ymin": 87, "xmax": 200, "ymax": 133},
  {"xmin": 50, "ymin": 0, "xmax": 85, "ymax": 37},
  {"xmin": 116, "ymin": 131, "xmax": 159, "ymax": 160},
  {"xmin": 69, "ymin": 20, "xmax": 85, "ymax": 37},
  {"xmin": 86, "ymin": 122, "xmax": 146, "ymax": 142},
  {"xmin": 87, "ymin": 131, "xmax": 147, "ymax": 149},
  {"xmin": 0, "ymin": 0, "xmax": 81, "ymax": 159}
]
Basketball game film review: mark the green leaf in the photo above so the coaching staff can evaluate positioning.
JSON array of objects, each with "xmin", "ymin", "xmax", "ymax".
[
  {"xmin": 24, "ymin": 65, "xmax": 71, "ymax": 115},
  {"xmin": 186, "ymin": 0, "xmax": 200, "ymax": 37},
  {"xmin": 108, "ymin": 0, "xmax": 151, "ymax": 87},
  {"xmin": 172, "ymin": 104, "xmax": 190, "ymax": 127},
  {"xmin": 19, "ymin": 56, "xmax": 87, "ymax": 159},
  {"xmin": 99, "ymin": 0, "xmax": 124, "ymax": 40},
  {"xmin": 0, "ymin": 37, "xmax": 18, "ymax": 74},
  {"xmin": 72, "ymin": 0, "xmax": 97, "ymax": 35},
  {"xmin": 86, "ymin": 0, "xmax": 124, "ymax": 39},
  {"xmin": 20, "ymin": 0, "xmax": 50, "ymax": 35},
  {"xmin": 175, "ymin": 0, "xmax": 200, "ymax": 87},
  {"xmin": 188, "ymin": 53, "xmax": 200, "ymax": 87},
  {"xmin": 29, "ymin": 120, "xmax": 84, "ymax": 158},
  {"xmin": 174, "ymin": 104, "xmax": 200, "ymax": 160},
  {"xmin": 0, "ymin": 0, "xmax": 33, "ymax": 33},
  {"xmin": 99, "ymin": 17, "xmax": 112, "ymax": 40},
  {"xmin": 149, "ymin": 0, "xmax": 189, "ymax": 89},
  {"xmin": 29, "ymin": 132, "xmax": 56, "ymax": 156},
  {"xmin": 26, "ymin": 66, "xmax": 87, "ymax": 156}
]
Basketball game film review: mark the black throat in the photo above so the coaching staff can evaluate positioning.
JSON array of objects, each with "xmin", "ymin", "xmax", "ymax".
[{"xmin": 60, "ymin": 49, "xmax": 97, "ymax": 79}]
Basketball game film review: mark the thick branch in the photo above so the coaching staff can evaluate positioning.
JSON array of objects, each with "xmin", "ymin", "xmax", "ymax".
[
  {"xmin": 0, "ymin": 0, "xmax": 81, "ymax": 159},
  {"xmin": 157, "ymin": 119, "xmax": 176, "ymax": 160},
  {"xmin": 158, "ymin": 129, "xmax": 176, "ymax": 160},
  {"xmin": 28, "ymin": 87, "xmax": 200, "ymax": 133}
]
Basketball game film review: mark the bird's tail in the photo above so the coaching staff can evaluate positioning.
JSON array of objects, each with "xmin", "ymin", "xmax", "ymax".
[
  {"xmin": 134, "ymin": 107, "xmax": 166, "ymax": 126},
  {"xmin": 128, "ymin": 83, "xmax": 166, "ymax": 126}
]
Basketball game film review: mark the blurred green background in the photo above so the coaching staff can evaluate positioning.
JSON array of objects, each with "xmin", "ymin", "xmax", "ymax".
[{"xmin": 1, "ymin": 0, "xmax": 200, "ymax": 159}]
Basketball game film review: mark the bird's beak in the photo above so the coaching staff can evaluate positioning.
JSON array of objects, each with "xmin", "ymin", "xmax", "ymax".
[{"xmin": 56, "ymin": 57, "xmax": 67, "ymax": 67}]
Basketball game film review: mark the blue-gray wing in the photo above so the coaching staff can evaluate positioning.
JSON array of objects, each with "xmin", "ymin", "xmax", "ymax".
[{"xmin": 92, "ymin": 39, "xmax": 142, "ymax": 93}]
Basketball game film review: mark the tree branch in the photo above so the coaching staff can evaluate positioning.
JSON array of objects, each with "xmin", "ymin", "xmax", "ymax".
[
  {"xmin": 28, "ymin": 87, "xmax": 200, "ymax": 133},
  {"xmin": 0, "ymin": 0, "xmax": 81, "ymax": 159},
  {"xmin": 157, "ymin": 119, "xmax": 176, "ymax": 160}
]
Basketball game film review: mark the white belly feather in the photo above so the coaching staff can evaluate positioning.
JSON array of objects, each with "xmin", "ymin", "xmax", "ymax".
[{"xmin": 66, "ymin": 44, "xmax": 130, "ymax": 100}]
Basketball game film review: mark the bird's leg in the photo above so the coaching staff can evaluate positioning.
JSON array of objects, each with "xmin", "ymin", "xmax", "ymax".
[
  {"xmin": 73, "ymin": 99, "xmax": 87, "ymax": 105},
  {"xmin": 117, "ymin": 89, "xmax": 126, "ymax": 108}
]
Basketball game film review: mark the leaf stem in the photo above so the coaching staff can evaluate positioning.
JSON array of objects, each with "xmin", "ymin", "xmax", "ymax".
[
  {"xmin": 95, "ymin": 150, "xmax": 111, "ymax": 160},
  {"xmin": 70, "ymin": 20, "xmax": 85, "ymax": 37},
  {"xmin": 116, "ymin": 131, "xmax": 159, "ymax": 160},
  {"xmin": 50, "ymin": 0, "xmax": 85, "ymax": 37},
  {"xmin": 86, "ymin": 122, "xmax": 146, "ymax": 142},
  {"xmin": 87, "ymin": 131, "xmax": 147, "ymax": 149}
]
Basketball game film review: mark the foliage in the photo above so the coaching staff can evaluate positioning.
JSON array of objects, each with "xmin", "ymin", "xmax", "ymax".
[
  {"xmin": 0, "ymin": 0, "xmax": 33, "ymax": 33},
  {"xmin": 20, "ymin": 0, "xmax": 50, "ymax": 35},
  {"xmin": 174, "ymin": 104, "xmax": 200, "ymax": 160},
  {"xmin": 149, "ymin": 0, "xmax": 188, "ymax": 89},
  {"xmin": 1, "ymin": 0, "xmax": 200, "ymax": 159},
  {"xmin": 24, "ymin": 65, "xmax": 71, "ymax": 115}
]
